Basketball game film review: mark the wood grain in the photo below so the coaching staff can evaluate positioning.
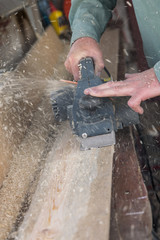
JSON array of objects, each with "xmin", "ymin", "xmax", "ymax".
[
  {"xmin": 0, "ymin": 26, "xmax": 65, "ymax": 187},
  {"xmin": 110, "ymin": 127, "xmax": 152, "ymax": 240},
  {"xmin": 17, "ymin": 122, "xmax": 114, "ymax": 240},
  {"xmin": 0, "ymin": 27, "xmax": 120, "ymax": 239},
  {"xmin": 15, "ymin": 28, "xmax": 120, "ymax": 240},
  {"xmin": 0, "ymin": 26, "xmax": 69, "ymax": 239}
]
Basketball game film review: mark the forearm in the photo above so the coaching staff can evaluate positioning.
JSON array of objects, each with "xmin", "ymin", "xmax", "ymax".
[{"xmin": 69, "ymin": 0, "xmax": 117, "ymax": 44}]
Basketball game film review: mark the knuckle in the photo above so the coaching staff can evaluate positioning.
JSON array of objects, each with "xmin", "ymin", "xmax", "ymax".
[
  {"xmin": 107, "ymin": 81, "xmax": 114, "ymax": 86},
  {"xmin": 113, "ymin": 85, "xmax": 121, "ymax": 92},
  {"xmin": 127, "ymin": 100, "xmax": 134, "ymax": 108},
  {"xmin": 99, "ymin": 62, "xmax": 104, "ymax": 70}
]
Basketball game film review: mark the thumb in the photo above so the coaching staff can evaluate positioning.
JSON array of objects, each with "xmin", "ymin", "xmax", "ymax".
[
  {"xmin": 65, "ymin": 59, "xmax": 79, "ymax": 81},
  {"xmin": 71, "ymin": 64, "xmax": 80, "ymax": 81},
  {"xmin": 127, "ymin": 95, "xmax": 143, "ymax": 114}
]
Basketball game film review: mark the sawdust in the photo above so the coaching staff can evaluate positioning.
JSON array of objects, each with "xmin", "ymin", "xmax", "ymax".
[
  {"xmin": 0, "ymin": 93, "xmax": 56, "ymax": 240},
  {"xmin": 0, "ymin": 25, "xmax": 71, "ymax": 239},
  {"xmin": 0, "ymin": 72, "xmax": 74, "ymax": 240},
  {"xmin": 0, "ymin": 71, "xmax": 50, "ymax": 187}
]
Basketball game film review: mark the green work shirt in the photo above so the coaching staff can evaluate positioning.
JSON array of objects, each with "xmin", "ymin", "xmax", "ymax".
[{"xmin": 69, "ymin": 0, "xmax": 160, "ymax": 82}]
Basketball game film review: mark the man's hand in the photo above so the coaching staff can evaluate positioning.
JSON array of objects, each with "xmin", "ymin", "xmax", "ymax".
[
  {"xmin": 65, "ymin": 37, "xmax": 104, "ymax": 81},
  {"xmin": 84, "ymin": 68, "xmax": 160, "ymax": 114}
]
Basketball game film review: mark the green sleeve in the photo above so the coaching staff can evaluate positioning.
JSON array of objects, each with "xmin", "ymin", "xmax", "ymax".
[
  {"xmin": 154, "ymin": 61, "xmax": 160, "ymax": 83},
  {"xmin": 69, "ymin": 0, "xmax": 117, "ymax": 45}
]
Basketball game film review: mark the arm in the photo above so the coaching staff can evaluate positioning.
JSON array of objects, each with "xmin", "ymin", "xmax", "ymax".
[
  {"xmin": 65, "ymin": 0, "xmax": 117, "ymax": 80},
  {"xmin": 69, "ymin": 0, "xmax": 117, "ymax": 44}
]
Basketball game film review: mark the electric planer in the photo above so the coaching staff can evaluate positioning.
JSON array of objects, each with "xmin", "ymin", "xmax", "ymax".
[{"xmin": 51, "ymin": 57, "xmax": 139, "ymax": 150}]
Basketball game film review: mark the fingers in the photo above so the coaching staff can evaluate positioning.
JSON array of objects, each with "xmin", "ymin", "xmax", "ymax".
[
  {"xmin": 84, "ymin": 80, "xmax": 133, "ymax": 97},
  {"xmin": 84, "ymin": 80, "xmax": 127, "ymax": 93},
  {"xmin": 84, "ymin": 79, "xmax": 144, "ymax": 114},
  {"xmin": 70, "ymin": 62, "xmax": 80, "ymax": 81},
  {"xmin": 84, "ymin": 84, "xmax": 143, "ymax": 114},
  {"xmin": 94, "ymin": 52, "xmax": 104, "ymax": 76},
  {"xmin": 127, "ymin": 95, "xmax": 143, "ymax": 114},
  {"xmin": 65, "ymin": 57, "xmax": 80, "ymax": 81},
  {"xmin": 65, "ymin": 54, "xmax": 104, "ymax": 81},
  {"xmin": 84, "ymin": 84, "xmax": 132, "ymax": 97}
]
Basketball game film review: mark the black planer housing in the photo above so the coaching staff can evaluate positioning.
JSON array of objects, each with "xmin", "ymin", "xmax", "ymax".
[{"xmin": 51, "ymin": 58, "xmax": 139, "ymax": 150}]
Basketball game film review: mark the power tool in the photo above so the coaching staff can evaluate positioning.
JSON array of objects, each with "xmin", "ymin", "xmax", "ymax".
[{"xmin": 51, "ymin": 58, "xmax": 139, "ymax": 150}]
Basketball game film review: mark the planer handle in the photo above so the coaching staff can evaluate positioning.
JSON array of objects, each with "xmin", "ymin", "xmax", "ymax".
[
  {"xmin": 79, "ymin": 57, "xmax": 95, "ymax": 80},
  {"xmin": 79, "ymin": 57, "xmax": 103, "ymax": 110}
]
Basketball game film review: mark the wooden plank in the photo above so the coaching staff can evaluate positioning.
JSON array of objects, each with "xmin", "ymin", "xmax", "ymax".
[
  {"xmin": 0, "ymin": 27, "xmax": 119, "ymax": 239},
  {"xmin": 100, "ymin": 28, "xmax": 120, "ymax": 81},
  {"xmin": 0, "ymin": 26, "xmax": 65, "ymax": 187},
  {"xmin": 0, "ymin": 26, "xmax": 71, "ymax": 240},
  {"xmin": 104, "ymin": 24, "xmax": 153, "ymax": 239},
  {"xmin": 110, "ymin": 127, "xmax": 152, "ymax": 239},
  {"xmin": 16, "ymin": 122, "xmax": 114, "ymax": 240},
  {"xmin": 0, "ymin": 23, "xmax": 152, "ymax": 239},
  {"xmin": 0, "ymin": 97, "xmax": 56, "ymax": 240},
  {"xmin": 136, "ymin": 98, "xmax": 160, "ymax": 236},
  {"xmin": 0, "ymin": 0, "xmax": 30, "ymax": 18},
  {"xmin": 14, "ymin": 28, "xmax": 120, "ymax": 239}
]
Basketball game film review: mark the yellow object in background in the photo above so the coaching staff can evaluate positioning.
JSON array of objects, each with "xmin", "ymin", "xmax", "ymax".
[{"xmin": 49, "ymin": 2, "xmax": 68, "ymax": 36}]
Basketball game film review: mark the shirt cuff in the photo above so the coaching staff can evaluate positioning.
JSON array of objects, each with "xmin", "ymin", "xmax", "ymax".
[
  {"xmin": 70, "ymin": 16, "xmax": 102, "ymax": 45},
  {"xmin": 71, "ymin": 32, "xmax": 99, "ymax": 46},
  {"xmin": 154, "ymin": 61, "xmax": 160, "ymax": 83}
]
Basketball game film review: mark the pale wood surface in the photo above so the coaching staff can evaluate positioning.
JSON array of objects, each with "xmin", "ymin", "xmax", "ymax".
[
  {"xmin": 16, "ymin": 28, "xmax": 119, "ymax": 240},
  {"xmin": 0, "ymin": 26, "xmax": 65, "ymax": 186},
  {"xmin": 100, "ymin": 28, "xmax": 120, "ymax": 81},
  {"xmin": 17, "ymin": 122, "xmax": 114, "ymax": 240},
  {"xmin": 110, "ymin": 127, "xmax": 152, "ymax": 239},
  {"xmin": 0, "ymin": 26, "xmax": 70, "ymax": 240}
]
